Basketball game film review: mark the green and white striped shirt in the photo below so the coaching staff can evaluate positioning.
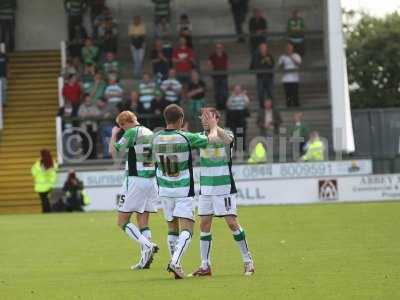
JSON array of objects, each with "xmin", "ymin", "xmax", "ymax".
[
  {"xmin": 199, "ymin": 130, "xmax": 237, "ymax": 196},
  {"xmin": 152, "ymin": 0, "xmax": 170, "ymax": 18},
  {"xmin": 152, "ymin": 129, "xmax": 208, "ymax": 197},
  {"xmin": 114, "ymin": 126, "xmax": 155, "ymax": 178},
  {"xmin": 139, "ymin": 81, "xmax": 156, "ymax": 110}
]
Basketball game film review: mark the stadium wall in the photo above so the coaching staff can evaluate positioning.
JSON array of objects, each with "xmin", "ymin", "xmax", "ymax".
[
  {"xmin": 56, "ymin": 160, "xmax": 375, "ymax": 211},
  {"xmin": 15, "ymin": 0, "xmax": 67, "ymax": 50}
]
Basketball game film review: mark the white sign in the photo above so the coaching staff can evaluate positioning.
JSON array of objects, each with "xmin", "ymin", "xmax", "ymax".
[
  {"xmin": 338, "ymin": 174, "xmax": 400, "ymax": 202},
  {"xmin": 57, "ymin": 160, "xmax": 372, "ymax": 188},
  {"xmin": 56, "ymin": 160, "xmax": 376, "ymax": 211},
  {"xmin": 231, "ymin": 160, "xmax": 372, "ymax": 181}
]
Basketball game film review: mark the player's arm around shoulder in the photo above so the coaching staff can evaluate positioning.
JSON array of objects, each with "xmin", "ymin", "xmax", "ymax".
[{"xmin": 181, "ymin": 131, "xmax": 209, "ymax": 150}]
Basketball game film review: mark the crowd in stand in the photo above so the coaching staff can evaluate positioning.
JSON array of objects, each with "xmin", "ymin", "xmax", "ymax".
[{"xmin": 60, "ymin": 0, "xmax": 314, "ymax": 160}]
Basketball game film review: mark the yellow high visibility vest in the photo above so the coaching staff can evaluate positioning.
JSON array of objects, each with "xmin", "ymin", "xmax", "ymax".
[
  {"xmin": 31, "ymin": 161, "xmax": 58, "ymax": 193},
  {"xmin": 248, "ymin": 142, "xmax": 267, "ymax": 164},
  {"xmin": 302, "ymin": 139, "xmax": 324, "ymax": 161}
]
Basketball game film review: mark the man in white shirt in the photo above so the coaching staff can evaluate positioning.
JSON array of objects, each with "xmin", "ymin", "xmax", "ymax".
[
  {"xmin": 278, "ymin": 43, "xmax": 302, "ymax": 107},
  {"xmin": 160, "ymin": 68, "xmax": 183, "ymax": 104},
  {"xmin": 104, "ymin": 73, "xmax": 124, "ymax": 105}
]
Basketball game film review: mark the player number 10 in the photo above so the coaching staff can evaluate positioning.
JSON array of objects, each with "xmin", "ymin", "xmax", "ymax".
[{"xmin": 159, "ymin": 155, "xmax": 180, "ymax": 177}]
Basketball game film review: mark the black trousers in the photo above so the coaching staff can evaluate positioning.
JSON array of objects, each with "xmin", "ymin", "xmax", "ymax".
[
  {"xmin": 230, "ymin": 1, "xmax": 248, "ymax": 36},
  {"xmin": 257, "ymin": 75, "xmax": 274, "ymax": 108},
  {"xmin": 213, "ymin": 75, "xmax": 228, "ymax": 110},
  {"xmin": 226, "ymin": 111, "xmax": 247, "ymax": 152},
  {"xmin": 65, "ymin": 194, "xmax": 83, "ymax": 212},
  {"xmin": 283, "ymin": 82, "xmax": 299, "ymax": 107},
  {"xmin": 81, "ymin": 126, "xmax": 97, "ymax": 160},
  {"xmin": 0, "ymin": 19, "xmax": 15, "ymax": 51},
  {"xmin": 68, "ymin": 15, "xmax": 82, "ymax": 41},
  {"xmin": 39, "ymin": 192, "xmax": 52, "ymax": 213}
]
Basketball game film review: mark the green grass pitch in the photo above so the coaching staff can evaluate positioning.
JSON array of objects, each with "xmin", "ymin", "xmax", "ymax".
[{"xmin": 1, "ymin": 202, "xmax": 400, "ymax": 300}]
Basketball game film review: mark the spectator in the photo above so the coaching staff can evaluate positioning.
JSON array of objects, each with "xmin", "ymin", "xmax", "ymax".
[
  {"xmin": 250, "ymin": 42, "xmax": 275, "ymax": 108},
  {"xmin": 151, "ymin": 38, "xmax": 170, "ymax": 82},
  {"xmin": 138, "ymin": 72, "xmax": 156, "ymax": 113},
  {"xmin": 71, "ymin": 56, "xmax": 83, "ymax": 75},
  {"xmin": 226, "ymin": 84, "xmax": 250, "ymax": 151},
  {"xmin": 208, "ymin": 42, "xmax": 229, "ymax": 110},
  {"xmin": 177, "ymin": 14, "xmax": 193, "ymax": 48},
  {"xmin": 291, "ymin": 112, "xmax": 309, "ymax": 155},
  {"xmin": 81, "ymin": 63, "xmax": 96, "ymax": 95},
  {"xmin": 62, "ymin": 74, "xmax": 82, "ymax": 116},
  {"xmin": 90, "ymin": 71, "xmax": 106, "ymax": 103},
  {"xmin": 129, "ymin": 16, "xmax": 146, "ymax": 78},
  {"xmin": 301, "ymin": 131, "xmax": 325, "ymax": 162},
  {"xmin": 97, "ymin": 98, "xmax": 118, "ymax": 158},
  {"xmin": 152, "ymin": 0, "xmax": 170, "ymax": 24},
  {"xmin": 0, "ymin": 0, "xmax": 17, "ymax": 51},
  {"xmin": 151, "ymin": 89, "xmax": 168, "ymax": 129},
  {"xmin": 81, "ymin": 37, "xmax": 99, "ymax": 66},
  {"xmin": 58, "ymin": 101, "xmax": 74, "ymax": 121},
  {"xmin": 78, "ymin": 94, "xmax": 100, "ymax": 159},
  {"xmin": 0, "ymin": 49, "xmax": 8, "ymax": 105},
  {"xmin": 257, "ymin": 99, "xmax": 282, "ymax": 136},
  {"xmin": 68, "ymin": 24, "xmax": 87, "ymax": 59},
  {"xmin": 248, "ymin": 8, "xmax": 267, "ymax": 53},
  {"xmin": 98, "ymin": 16, "xmax": 118, "ymax": 44},
  {"xmin": 187, "ymin": 70, "xmax": 206, "ymax": 130},
  {"xmin": 118, "ymin": 90, "xmax": 139, "ymax": 113},
  {"xmin": 104, "ymin": 73, "xmax": 124, "ymax": 105},
  {"xmin": 278, "ymin": 42, "xmax": 302, "ymax": 107},
  {"xmin": 102, "ymin": 51, "xmax": 121, "ymax": 79},
  {"xmin": 58, "ymin": 101, "xmax": 77, "ymax": 130},
  {"xmin": 155, "ymin": 16, "xmax": 173, "ymax": 63},
  {"xmin": 64, "ymin": 0, "xmax": 87, "ymax": 41},
  {"xmin": 58, "ymin": 101, "xmax": 81, "ymax": 159},
  {"xmin": 100, "ymin": 30, "xmax": 118, "ymax": 54},
  {"xmin": 93, "ymin": 6, "xmax": 115, "ymax": 39},
  {"xmin": 160, "ymin": 68, "xmax": 182, "ymax": 104},
  {"xmin": 172, "ymin": 36, "xmax": 195, "ymax": 85},
  {"xmin": 228, "ymin": 0, "xmax": 249, "ymax": 43},
  {"xmin": 62, "ymin": 57, "xmax": 78, "ymax": 79},
  {"xmin": 31, "ymin": 149, "xmax": 58, "ymax": 213},
  {"xmin": 78, "ymin": 93, "xmax": 100, "ymax": 118},
  {"xmin": 88, "ymin": 0, "xmax": 106, "ymax": 26},
  {"xmin": 287, "ymin": 9, "xmax": 305, "ymax": 56},
  {"xmin": 63, "ymin": 170, "xmax": 84, "ymax": 212}
]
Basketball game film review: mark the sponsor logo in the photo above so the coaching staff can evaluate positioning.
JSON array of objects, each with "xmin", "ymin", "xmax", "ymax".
[
  {"xmin": 348, "ymin": 161, "xmax": 361, "ymax": 173},
  {"xmin": 319, "ymin": 179, "xmax": 338, "ymax": 201}
]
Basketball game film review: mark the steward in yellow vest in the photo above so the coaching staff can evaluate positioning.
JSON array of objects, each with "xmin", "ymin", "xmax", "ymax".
[{"xmin": 301, "ymin": 131, "xmax": 325, "ymax": 162}]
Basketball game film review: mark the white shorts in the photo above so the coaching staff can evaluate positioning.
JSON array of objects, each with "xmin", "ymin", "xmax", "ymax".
[
  {"xmin": 198, "ymin": 194, "xmax": 237, "ymax": 217},
  {"xmin": 160, "ymin": 196, "xmax": 195, "ymax": 222},
  {"xmin": 118, "ymin": 176, "xmax": 158, "ymax": 214}
]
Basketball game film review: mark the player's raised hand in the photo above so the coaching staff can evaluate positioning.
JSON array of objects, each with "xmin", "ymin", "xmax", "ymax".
[
  {"xmin": 204, "ymin": 111, "xmax": 218, "ymax": 130},
  {"xmin": 111, "ymin": 126, "xmax": 121, "ymax": 136}
]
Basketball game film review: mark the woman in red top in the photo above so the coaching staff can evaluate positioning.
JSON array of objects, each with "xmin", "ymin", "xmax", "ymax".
[
  {"xmin": 172, "ymin": 37, "xmax": 195, "ymax": 85},
  {"xmin": 62, "ymin": 74, "xmax": 82, "ymax": 116},
  {"xmin": 208, "ymin": 43, "xmax": 229, "ymax": 110}
]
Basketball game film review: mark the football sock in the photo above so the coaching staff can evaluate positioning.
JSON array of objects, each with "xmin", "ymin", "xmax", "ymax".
[
  {"xmin": 232, "ymin": 227, "xmax": 252, "ymax": 263},
  {"xmin": 200, "ymin": 232, "xmax": 212, "ymax": 269},
  {"xmin": 123, "ymin": 223, "xmax": 152, "ymax": 249},
  {"xmin": 171, "ymin": 230, "xmax": 192, "ymax": 266},
  {"xmin": 140, "ymin": 227, "xmax": 152, "ymax": 252},
  {"xmin": 167, "ymin": 231, "xmax": 179, "ymax": 258}
]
